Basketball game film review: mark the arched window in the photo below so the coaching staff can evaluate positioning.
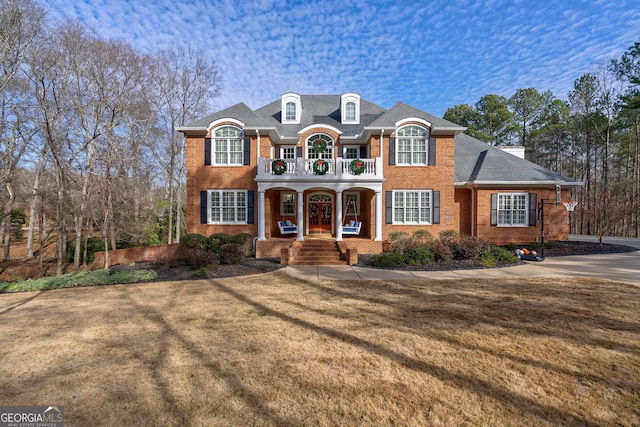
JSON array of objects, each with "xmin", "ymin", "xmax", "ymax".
[
  {"xmin": 307, "ymin": 134, "xmax": 334, "ymax": 160},
  {"xmin": 396, "ymin": 125, "xmax": 427, "ymax": 165},
  {"xmin": 213, "ymin": 125, "xmax": 243, "ymax": 165},
  {"xmin": 344, "ymin": 102, "xmax": 356, "ymax": 121},
  {"xmin": 285, "ymin": 102, "xmax": 296, "ymax": 121}
]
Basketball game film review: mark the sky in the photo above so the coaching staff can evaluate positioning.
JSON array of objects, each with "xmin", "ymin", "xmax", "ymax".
[{"xmin": 40, "ymin": 0, "xmax": 640, "ymax": 117}]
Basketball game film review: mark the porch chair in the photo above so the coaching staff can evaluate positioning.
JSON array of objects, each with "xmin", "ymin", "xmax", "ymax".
[
  {"xmin": 278, "ymin": 220, "xmax": 298, "ymax": 235},
  {"xmin": 341, "ymin": 200, "xmax": 362, "ymax": 235}
]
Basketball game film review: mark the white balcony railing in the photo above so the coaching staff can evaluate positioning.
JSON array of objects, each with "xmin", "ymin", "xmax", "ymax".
[{"xmin": 257, "ymin": 157, "xmax": 382, "ymax": 178}]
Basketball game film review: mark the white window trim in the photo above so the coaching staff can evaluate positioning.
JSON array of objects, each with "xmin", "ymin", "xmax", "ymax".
[
  {"xmin": 395, "ymin": 125, "xmax": 428, "ymax": 166},
  {"xmin": 341, "ymin": 93, "xmax": 360, "ymax": 124},
  {"xmin": 280, "ymin": 146, "xmax": 296, "ymax": 159},
  {"xmin": 281, "ymin": 93, "xmax": 301, "ymax": 124},
  {"xmin": 208, "ymin": 190, "xmax": 248, "ymax": 224},
  {"xmin": 344, "ymin": 192, "xmax": 360, "ymax": 217},
  {"xmin": 306, "ymin": 134, "xmax": 334, "ymax": 160},
  {"xmin": 392, "ymin": 190, "xmax": 432, "ymax": 225},
  {"xmin": 497, "ymin": 192, "xmax": 529, "ymax": 227},
  {"xmin": 212, "ymin": 125, "xmax": 243, "ymax": 166},
  {"xmin": 280, "ymin": 192, "xmax": 296, "ymax": 217}
]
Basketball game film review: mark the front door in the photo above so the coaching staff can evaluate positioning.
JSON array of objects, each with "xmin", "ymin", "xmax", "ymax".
[{"xmin": 308, "ymin": 193, "xmax": 332, "ymax": 234}]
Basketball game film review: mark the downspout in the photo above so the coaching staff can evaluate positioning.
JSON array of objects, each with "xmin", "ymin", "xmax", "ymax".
[
  {"xmin": 379, "ymin": 130, "xmax": 384, "ymax": 163},
  {"xmin": 256, "ymin": 130, "xmax": 260, "ymax": 165},
  {"xmin": 467, "ymin": 184, "xmax": 475, "ymax": 237}
]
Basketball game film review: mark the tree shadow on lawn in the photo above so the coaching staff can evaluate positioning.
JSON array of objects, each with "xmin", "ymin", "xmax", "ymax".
[{"xmin": 210, "ymin": 276, "xmax": 636, "ymax": 427}]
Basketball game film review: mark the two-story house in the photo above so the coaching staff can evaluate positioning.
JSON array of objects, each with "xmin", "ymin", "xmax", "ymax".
[{"xmin": 177, "ymin": 93, "xmax": 581, "ymax": 261}]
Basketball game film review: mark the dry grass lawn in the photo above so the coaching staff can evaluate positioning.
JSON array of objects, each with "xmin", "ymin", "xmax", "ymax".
[{"xmin": 1, "ymin": 271, "xmax": 639, "ymax": 426}]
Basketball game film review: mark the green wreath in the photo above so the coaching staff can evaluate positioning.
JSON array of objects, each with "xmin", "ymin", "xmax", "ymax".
[
  {"xmin": 312, "ymin": 138, "xmax": 328, "ymax": 153},
  {"xmin": 313, "ymin": 159, "xmax": 329, "ymax": 175},
  {"xmin": 271, "ymin": 159, "xmax": 287, "ymax": 175},
  {"xmin": 350, "ymin": 159, "xmax": 366, "ymax": 175}
]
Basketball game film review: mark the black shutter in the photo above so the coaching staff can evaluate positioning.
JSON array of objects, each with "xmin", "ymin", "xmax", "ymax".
[
  {"xmin": 204, "ymin": 138, "xmax": 211, "ymax": 166},
  {"xmin": 247, "ymin": 191, "xmax": 255, "ymax": 224},
  {"xmin": 296, "ymin": 146, "xmax": 302, "ymax": 158},
  {"xmin": 432, "ymin": 190, "xmax": 440, "ymax": 224},
  {"xmin": 389, "ymin": 137, "xmax": 396, "ymax": 165},
  {"xmin": 529, "ymin": 193, "xmax": 537, "ymax": 226},
  {"xmin": 386, "ymin": 191, "xmax": 393, "ymax": 224},
  {"xmin": 428, "ymin": 137, "xmax": 436, "ymax": 166},
  {"xmin": 200, "ymin": 191, "xmax": 208, "ymax": 224},
  {"xmin": 360, "ymin": 145, "xmax": 367, "ymax": 158},
  {"xmin": 490, "ymin": 193, "xmax": 497, "ymax": 226},
  {"xmin": 243, "ymin": 137, "xmax": 251, "ymax": 165}
]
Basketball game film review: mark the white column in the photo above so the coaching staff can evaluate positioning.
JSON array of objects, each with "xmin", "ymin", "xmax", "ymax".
[
  {"xmin": 335, "ymin": 191, "xmax": 343, "ymax": 241},
  {"xmin": 375, "ymin": 190, "xmax": 383, "ymax": 241},
  {"xmin": 296, "ymin": 191, "xmax": 304, "ymax": 241},
  {"xmin": 257, "ymin": 191, "xmax": 266, "ymax": 240}
]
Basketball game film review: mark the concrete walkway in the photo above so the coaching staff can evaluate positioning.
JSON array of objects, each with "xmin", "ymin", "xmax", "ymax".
[{"xmin": 285, "ymin": 235, "xmax": 640, "ymax": 286}]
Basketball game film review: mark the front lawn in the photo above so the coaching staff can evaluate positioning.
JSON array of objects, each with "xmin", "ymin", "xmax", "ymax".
[{"xmin": 1, "ymin": 272, "xmax": 638, "ymax": 426}]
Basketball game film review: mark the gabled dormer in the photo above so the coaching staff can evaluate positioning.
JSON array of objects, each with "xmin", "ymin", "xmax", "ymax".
[
  {"xmin": 341, "ymin": 92, "xmax": 360, "ymax": 124},
  {"xmin": 281, "ymin": 92, "xmax": 301, "ymax": 124}
]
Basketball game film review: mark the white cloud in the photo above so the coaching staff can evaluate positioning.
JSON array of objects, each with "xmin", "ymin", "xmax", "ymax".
[{"xmin": 40, "ymin": 0, "xmax": 640, "ymax": 116}]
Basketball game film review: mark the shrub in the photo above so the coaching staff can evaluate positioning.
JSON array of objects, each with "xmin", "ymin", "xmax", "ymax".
[
  {"xmin": 529, "ymin": 241, "xmax": 542, "ymax": 251},
  {"xmin": 181, "ymin": 247, "xmax": 218, "ymax": 269},
  {"xmin": 438, "ymin": 229, "xmax": 459, "ymax": 243},
  {"xmin": 430, "ymin": 240, "xmax": 454, "ymax": 263},
  {"xmin": 180, "ymin": 233, "xmax": 207, "ymax": 250},
  {"xmin": 219, "ymin": 243, "xmax": 245, "ymax": 265},
  {"xmin": 405, "ymin": 246, "xmax": 435, "ymax": 265},
  {"xmin": 369, "ymin": 252, "xmax": 404, "ymax": 268},
  {"xmin": 411, "ymin": 229, "xmax": 434, "ymax": 245},
  {"xmin": 206, "ymin": 233, "xmax": 232, "ymax": 252},
  {"xmin": 479, "ymin": 246, "xmax": 520, "ymax": 266},
  {"xmin": 455, "ymin": 236, "xmax": 490, "ymax": 260},
  {"xmin": 230, "ymin": 233, "xmax": 254, "ymax": 256}
]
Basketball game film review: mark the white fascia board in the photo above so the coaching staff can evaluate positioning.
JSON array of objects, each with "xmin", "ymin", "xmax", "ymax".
[{"xmin": 297, "ymin": 124, "xmax": 342, "ymax": 135}]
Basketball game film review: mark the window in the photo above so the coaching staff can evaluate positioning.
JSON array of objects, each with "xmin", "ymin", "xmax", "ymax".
[
  {"xmin": 281, "ymin": 93, "xmax": 301, "ymax": 124},
  {"xmin": 209, "ymin": 190, "xmax": 247, "ymax": 224},
  {"xmin": 344, "ymin": 192, "xmax": 359, "ymax": 217},
  {"xmin": 345, "ymin": 102, "xmax": 356, "ymax": 121},
  {"xmin": 341, "ymin": 93, "xmax": 360, "ymax": 124},
  {"xmin": 213, "ymin": 126, "xmax": 243, "ymax": 165},
  {"xmin": 307, "ymin": 134, "xmax": 334, "ymax": 160},
  {"xmin": 396, "ymin": 125, "xmax": 427, "ymax": 165},
  {"xmin": 285, "ymin": 102, "xmax": 296, "ymax": 121},
  {"xmin": 497, "ymin": 193, "xmax": 528, "ymax": 226},
  {"xmin": 343, "ymin": 147, "xmax": 359, "ymax": 159},
  {"xmin": 280, "ymin": 146, "xmax": 296, "ymax": 159},
  {"xmin": 393, "ymin": 190, "xmax": 432, "ymax": 224},
  {"xmin": 281, "ymin": 192, "xmax": 295, "ymax": 216}
]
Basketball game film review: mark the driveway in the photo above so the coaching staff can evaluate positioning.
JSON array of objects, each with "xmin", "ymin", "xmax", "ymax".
[{"xmin": 286, "ymin": 235, "xmax": 640, "ymax": 286}]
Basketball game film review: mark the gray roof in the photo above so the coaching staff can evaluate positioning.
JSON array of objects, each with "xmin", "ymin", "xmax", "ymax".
[
  {"xmin": 454, "ymin": 133, "xmax": 581, "ymax": 186},
  {"xmin": 179, "ymin": 94, "xmax": 580, "ymax": 187}
]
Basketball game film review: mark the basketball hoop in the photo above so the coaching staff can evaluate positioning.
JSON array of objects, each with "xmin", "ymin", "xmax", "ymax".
[{"xmin": 563, "ymin": 200, "xmax": 578, "ymax": 212}]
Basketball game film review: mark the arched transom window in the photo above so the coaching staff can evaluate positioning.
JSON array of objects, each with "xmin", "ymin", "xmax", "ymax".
[
  {"xmin": 307, "ymin": 134, "xmax": 334, "ymax": 160},
  {"xmin": 396, "ymin": 125, "xmax": 427, "ymax": 165},
  {"xmin": 213, "ymin": 125, "xmax": 243, "ymax": 165}
]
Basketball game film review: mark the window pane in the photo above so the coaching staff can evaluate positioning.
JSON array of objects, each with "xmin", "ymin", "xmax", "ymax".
[
  {"xmin": 345, "ymin": 102, "xmax": 356, "ymax": 120},
  {"xmin": 210, "ymin": 192, "xmax": 220, "ymax": 222},
  {"xmin": 286, "ymin": 102, "xmax": 296, "ymax": 120}
]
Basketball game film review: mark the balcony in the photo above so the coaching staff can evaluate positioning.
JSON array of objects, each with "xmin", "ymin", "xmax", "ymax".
[{"xmin": 257, "ymin": 157, "xmax": 383, "ymax": 179}]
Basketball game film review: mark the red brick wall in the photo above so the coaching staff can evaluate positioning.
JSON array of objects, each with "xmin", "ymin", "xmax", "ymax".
[
  {"xmin": 381, "ymin": 134, "xmax": 458, "ymax": 239},
  {"xmin": 474, "ymin": 188, "xmax": 570, "ymax": 245},
  {"xmin": 93, "ymin": 244, "xmax": 180, "ymax": 267},
  {"xmin": 186, "ymin": 134, "xmax": 257, "ymax": 237}
]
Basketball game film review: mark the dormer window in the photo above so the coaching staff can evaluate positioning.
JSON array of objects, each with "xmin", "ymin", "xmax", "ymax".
[
  {"xmin": 281, "ymin": 93, "xmax": 301, "ymax": 124},
  {"xmin": 341, "ymin": 93, "xmax": 360, "ymax": 124},
  {"xmin": 285, "ymin": 102, "xmax": 296, "ymax": 121}
]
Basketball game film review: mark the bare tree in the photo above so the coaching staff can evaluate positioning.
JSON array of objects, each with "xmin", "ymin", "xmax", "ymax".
[{"xmin": 149, "ymin": 47, "xmax": 221, "ymax": 244}]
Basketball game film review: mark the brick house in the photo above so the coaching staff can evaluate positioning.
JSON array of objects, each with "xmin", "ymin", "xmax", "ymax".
[{"xmin": 177, "ymin": 93, "xmax": 581, "ymax": 260}]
